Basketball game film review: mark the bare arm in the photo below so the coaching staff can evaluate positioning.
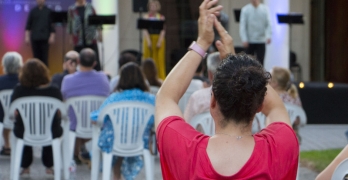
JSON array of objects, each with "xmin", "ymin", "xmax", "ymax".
[
  {"xmin": 157, "ymin": 29, "xmax": 165, "ymax": 48},
  {"xmin": 157, "ymin": 16, "xmax": 166, "ymax": 48},
  {"xmin": 142, "ymin": 14, "xmax": 152, "ymax": 48},
  {"xmin": 316, "ymin": 145, "xmax": 348, "ymax": 180},
  {"xmin": 143, "ymin": 29, "xmax": 151, "ymax": 48},
  {"xmin": 265, "ymin": 6, "xmax": 272, "ymax": 43},
  {"xmin": 25, "ymin": 10, "xmax": 32, "ymax": 45},
  {"xmin": 239, "ymin": 8, "xmax": 248, "ymax": 47},
  {"xmin": 155, "ymin": 0, "xmax": 223, "ymax": 130},
  {"xmin": 97, "ymin": 29, "xmax": 103, "ymax": 42},
  {"xmin": 48, "ymin": 32, "xmax": 55, "ymax": 44},
  {"xmin": 25, "ymin": 30, "xmax": 31, "ymax": 44},
  {"xmin": 262, "ymin": 84, "xmax": 291, "ymax": 126}
]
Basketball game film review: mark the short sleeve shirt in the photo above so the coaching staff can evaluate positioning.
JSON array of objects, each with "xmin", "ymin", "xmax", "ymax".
[{"xmin": 157, "ymin": 116, "xmax": 299, "ymax": 180}]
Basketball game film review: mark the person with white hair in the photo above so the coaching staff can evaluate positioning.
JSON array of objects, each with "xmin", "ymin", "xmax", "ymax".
[
  {"xmin": 0, "ymin": 52, "xmax": 23, "ymax": 156},
  {"xmin": 184, "ymin": 52, "xmax": 220, "ymax": 122}
]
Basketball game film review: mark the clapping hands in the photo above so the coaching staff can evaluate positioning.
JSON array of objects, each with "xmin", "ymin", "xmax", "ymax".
[{"xmin": 196, "ymin": 0, "xmax": 235, "ymax": 59}]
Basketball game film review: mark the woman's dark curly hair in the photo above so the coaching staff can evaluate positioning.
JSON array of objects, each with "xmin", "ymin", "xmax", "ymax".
[
  {"xmin": 212, "ymin": 53, "xmax": 271, "ymax": 126},
  {"xmin": 19, "ymin": 58, "xmax": 50, "ymax": 88},
  {"xmin": 115, "ymin": 62, "xmax": 149, "ymax": 92}
]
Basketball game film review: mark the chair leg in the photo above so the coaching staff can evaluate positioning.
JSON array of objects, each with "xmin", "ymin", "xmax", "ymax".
[
  {"xmin": 52, "ymin": 139, "xmax": 61, "ymax": 180},
  {"xmin": 91, "ymin": 127, "xmax": 100, "ymax": 180},
  {"xmin": 0, "ymin": 123, "xmax": 3, "ymax": 149},
  {"xmin": 102, "ymin": 152, "xmax": 113, "ymax": 180},
  {"xmin": 62, "ymin": 122, "xmax": 71, "ymax": 180},
  {"xmin": 10, "ymin": 133, "xmax": 16, "ymax": 180},
  {"xmin": 12, "ymin": 139, "xmax": 24, "ymax": 180},
  {"xmin": 69, "ymin": 131, "xmax": 76, "ymax": 160},
  {"xmin": 143, "ymin": 149, "xmax": 154, "ymax": 180}
]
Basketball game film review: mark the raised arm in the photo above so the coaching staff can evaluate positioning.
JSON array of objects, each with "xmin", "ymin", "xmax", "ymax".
[
  {"xmin": 316, "ymin": 145, "xmax": 348, "ymax": 180},
  {"xmin": 155, "ymin": 0, "xmax": 224, "ymax": 130},
  {"xmin": 262, "ymin": 84, "xmax": 291, "ymax": 126}
]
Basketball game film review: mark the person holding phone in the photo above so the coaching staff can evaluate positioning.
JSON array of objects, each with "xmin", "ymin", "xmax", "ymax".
[{"xmin": 51, "ymin": 51, "xmax": 78, "ymax": 89}]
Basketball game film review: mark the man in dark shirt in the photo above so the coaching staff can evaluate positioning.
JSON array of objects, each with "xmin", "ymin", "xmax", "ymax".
[
  {"xmin": 25, "ymin": 0, "xmax": 55, "ymax": 66},
  {"xmin": 51, "ymin": 50, "xmax": 78, "ymax": 89}
]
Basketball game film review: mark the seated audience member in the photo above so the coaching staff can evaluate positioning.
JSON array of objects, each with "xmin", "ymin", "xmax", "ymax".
[
  {"xmin": 11, "ymin": 59, "xmax": 63, "ymax": 175},
  {"xmin": 61, "ymin": 48, "xmax": 109, "ymax": 164},
  {"xmin": 91, "ymin": 62, "xmax": 155, "ymax": 180},
  {"xmin": 142, "ymin": 58, "xmax": 163, "ymax": 87},
  {"xmin": 109, "ymin": 53, "xmax": 137, "ymax": 92},
  {"xmin": 316, "ymin": 145, "xmax": 348, "ymax": 180},
  {"xmin": 0, "ymin": 52, "xmax": 23, "ymax": 156},
  {"xmin": 51, "ymin": 50, "xmax": 78, "ymax": 89},
  {"xmin": 270, "ymin": 66, "xmax": 303, "ymax": 142},
  {"xmin": 155, "ymin": 0, "xmax": 299, "ymax": 179},
  {"xmin": 270, "ymin": 67, "xmax": 302, "ymax": 106},
  {"xmin": 184, "ymin": 52, "xmax": 220, "ymax": 123}
]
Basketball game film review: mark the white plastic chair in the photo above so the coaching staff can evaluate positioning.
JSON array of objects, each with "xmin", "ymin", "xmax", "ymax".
[
  {"xmin": 9, "ymin": 97, "xmax": 68, "ymax": 180},
  {"xmin": 252, "ymin": 112, "xmax": 266, "ymax": 133},
  {"xmin": 189, "ymin": 112, "xmax": 215, "ymax": 136},
  {"xmin": 284, "ymin": 103, "xmax": 307, "ymax": 126},
  {"xmin": 0, "ymin": 90, "xmax": 13, "ymax": 149},
  {"xmin": 65, "ymin": 95, "xmax": 106, "ymax": 180},
  {"xmin": 149, "ymin": 86, "xmax": 159, "ymax": 95},
  {"xmin": 331, "ymin": 158, "xmax": 348, "ymax": 180},
  {"xmin": 178, "ymin": 80, "xmax": 203, "ymax": 113},
  {"xmin": 178, "ymin": 90, "xmax": 195, "ymax": 113},
  {"xmin": 93, "ymin": 101, "xmax": 155, "ymax": 180}
]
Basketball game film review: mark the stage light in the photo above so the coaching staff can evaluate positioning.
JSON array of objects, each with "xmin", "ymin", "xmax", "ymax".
[
  {"xmin": 328, "ymin": 82, "xmax": 334, "ymax": 88},
  {"xmin": 299, "ymin": 82, "xmax": 305, "ymax": 89}
]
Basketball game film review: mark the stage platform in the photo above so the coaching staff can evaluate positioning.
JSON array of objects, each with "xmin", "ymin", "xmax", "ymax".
[{"xmin": 297, "ymin": 82, "xmax": 348, "ymax": 124}]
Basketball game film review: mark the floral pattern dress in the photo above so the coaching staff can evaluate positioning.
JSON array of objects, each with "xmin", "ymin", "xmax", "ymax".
[{"xmin": 90, "ymin": 88, "xmax": 155, "ymax": 180}]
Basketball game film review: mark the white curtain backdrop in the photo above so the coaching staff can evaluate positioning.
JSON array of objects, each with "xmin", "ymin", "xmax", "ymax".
[
  {"xmin": 264, "ymin": 0, "xmax": 290, "ymax": 71},
  {"xmin": 93, "ymin": 0, "xmax": 119, "ymax": 77}
]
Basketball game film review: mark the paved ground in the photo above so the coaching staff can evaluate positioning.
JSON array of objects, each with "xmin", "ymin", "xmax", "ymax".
[{"xmin": 1, "ymin": 124, "xmax": 348, "ymax": 180}]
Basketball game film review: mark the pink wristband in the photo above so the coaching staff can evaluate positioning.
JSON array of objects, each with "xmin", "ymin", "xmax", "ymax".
[{"xmin": 188, "ymin": 41, "xmax": 207, "ymax": 58}]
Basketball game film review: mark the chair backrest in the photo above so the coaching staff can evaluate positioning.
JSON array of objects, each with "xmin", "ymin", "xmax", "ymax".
[
  {"xmin": 0, "ymin": 89, "xmax": 13, "ymax": 128},
  {"xmin": 149, "ymin": 86, "xmax": 159, "ymax": 95},
  {"xmin": 252, "ymin": 112, "xmax": 266, "ymax": 133},
  {"xmin": 284, "ymin": 103, "xmax": 307, "ymax": 126},
  {"xmin": 189, "ymin": 112, "xmax": 215, "ymax": 136},
  {"xmin": 332, "ymin": 158, "xmax": 348, "ymax": 180},
  {"xmin": 251, "ymin": 104, "xmax": 306, "ymax": 133},
  {"xmin": 178, "ymin": 80, "xmax": 203, "ymax": 113},
  {"xmin": 66, "ymin": 95, "xmax": 106, "ymax": 138},
  {"xmin": 9, "ymin": 96, "xmax": 66, "ymax": 146},
  {"xmin": 98, "ymin": 101, "xmax": 154, "ymax": 156},
  {"xmin": 178, "ymin": 91, "xmax": 194, "ymax": 113}
]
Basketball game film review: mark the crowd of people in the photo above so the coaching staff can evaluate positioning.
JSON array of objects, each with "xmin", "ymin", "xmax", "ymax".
[{"xmin": 0, "ymin": 0, "xmax": 346, "ymax": 179}]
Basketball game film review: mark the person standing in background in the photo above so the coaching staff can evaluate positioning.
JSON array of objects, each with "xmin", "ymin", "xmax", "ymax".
[
  {"xmin": 240, "ymin": 0, "xmax": 272, "ymax": 66},
  {"xmin": 67, "ymin": 0, "xmax": 102, "ymax": 71},
  {"xmin": 143, "ymin": 0, "xmax": 166, "ymax": 80},
  {"xmin": 25, "ymin": 0, "xmax": 55, "ymax": 66}
]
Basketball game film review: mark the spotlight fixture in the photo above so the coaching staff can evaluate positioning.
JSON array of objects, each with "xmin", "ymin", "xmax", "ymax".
[{"xmin": 328, "ymin": 82, "xmax": 334, "ymax": 88}]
